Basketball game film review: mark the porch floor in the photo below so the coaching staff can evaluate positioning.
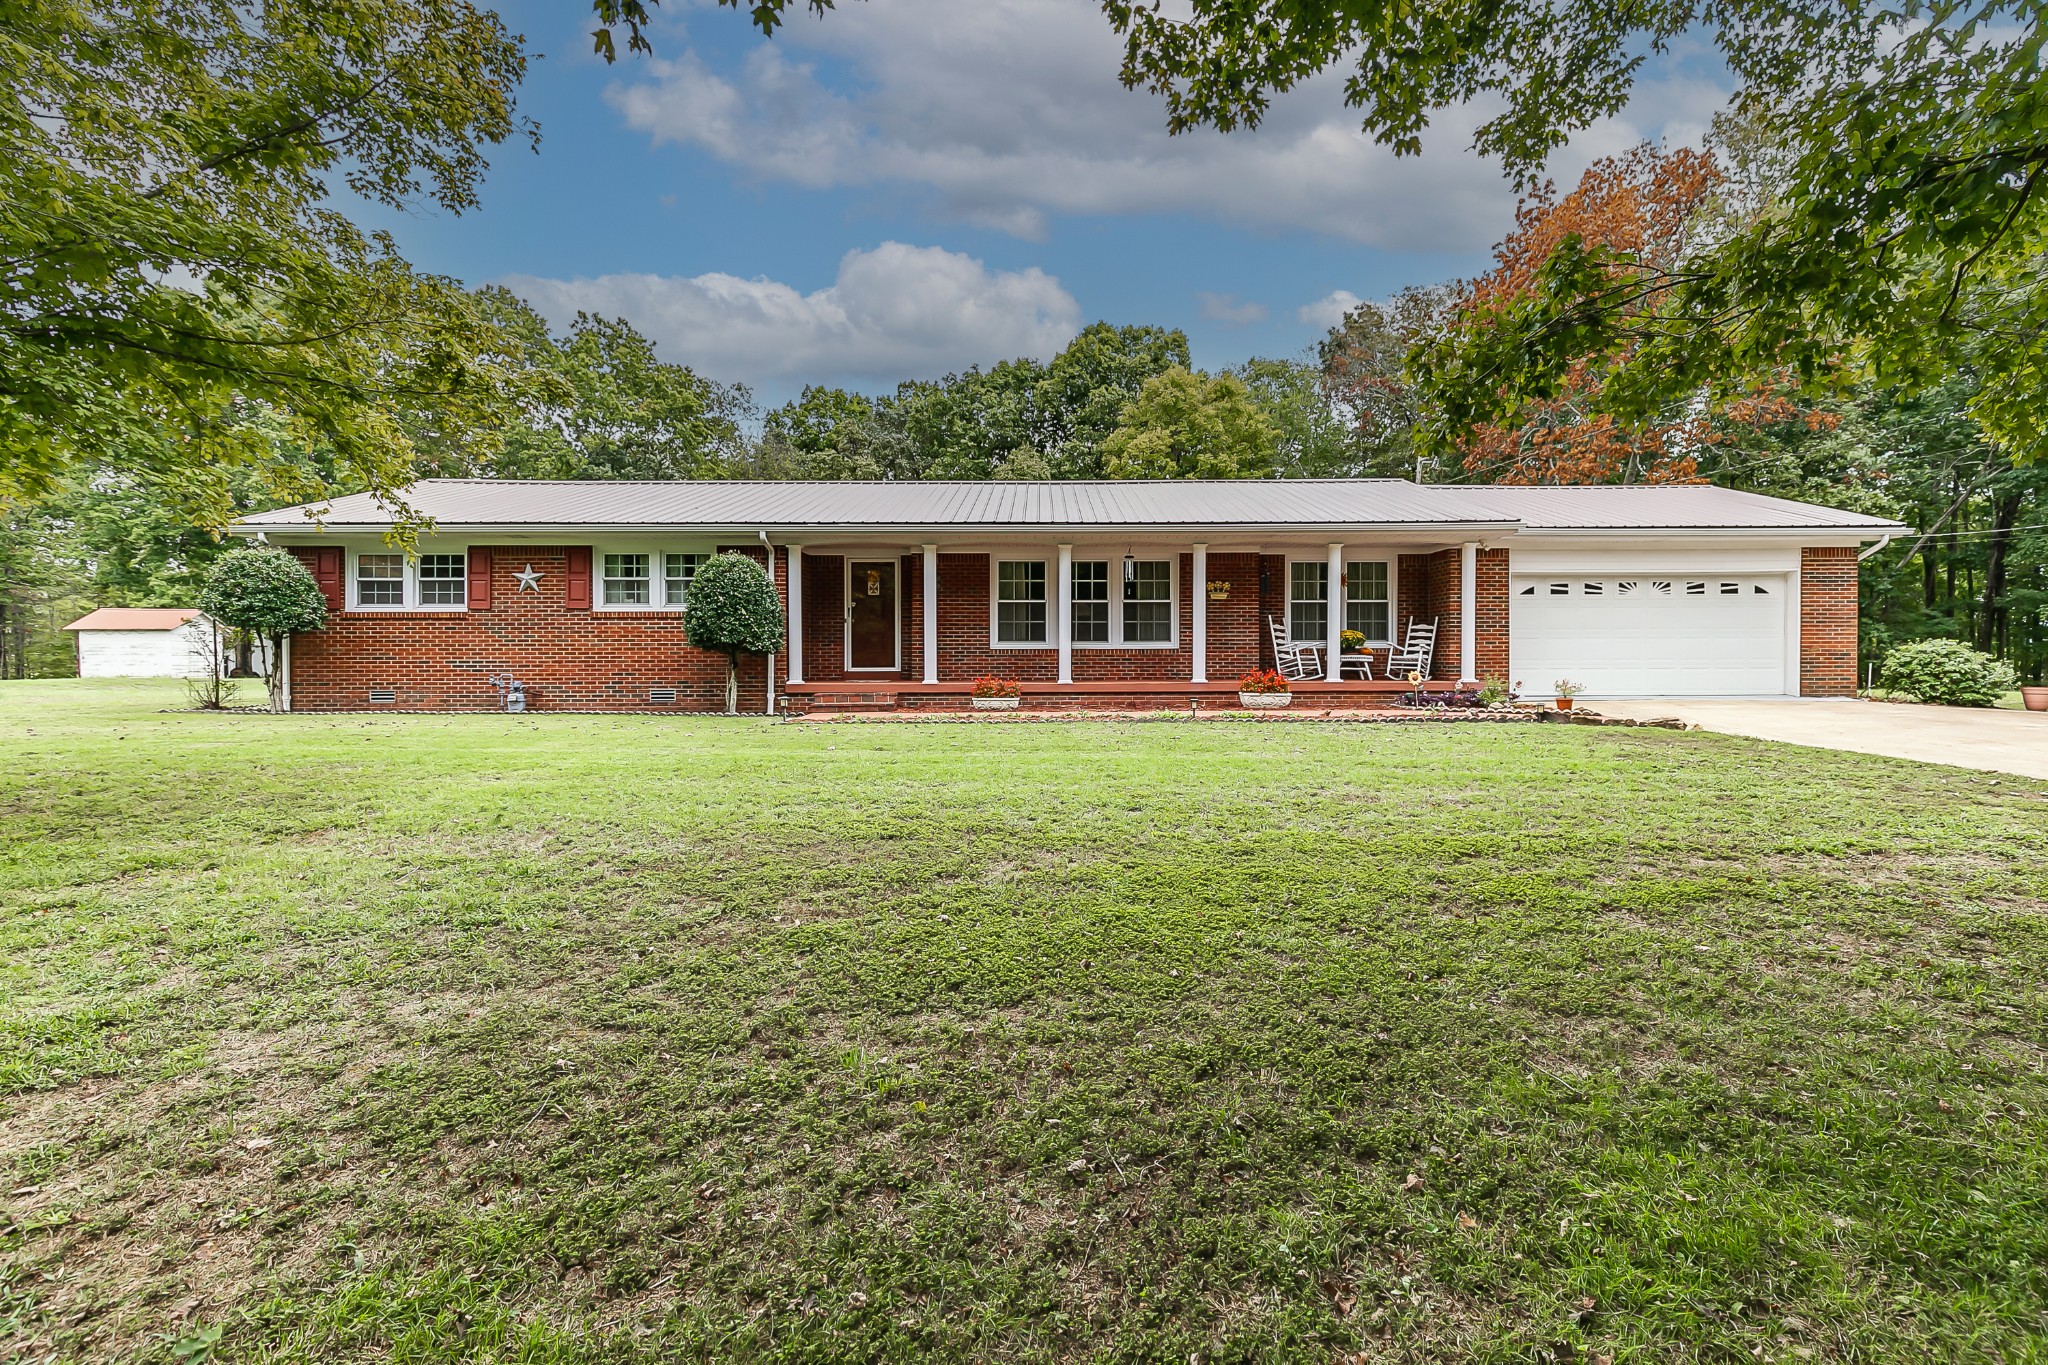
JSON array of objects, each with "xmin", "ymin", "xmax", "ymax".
[{"xmin": 782, "ymin": 678, "xmax": 1461, "ymax": 714}]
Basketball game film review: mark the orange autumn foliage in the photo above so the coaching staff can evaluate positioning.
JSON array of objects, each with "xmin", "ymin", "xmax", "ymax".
[{"xmin": 1454, "ymin": 143, "xmax": 1836, "ymax": 484}]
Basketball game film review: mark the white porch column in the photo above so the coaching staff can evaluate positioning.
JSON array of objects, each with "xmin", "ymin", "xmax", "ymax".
[
  {"xmin": 1191, "ymin": 543, "xmax": 1208, "ymax": 683},
  {"xmin": 1324, "ymin": 542, "xmax": 1344, "ymax": 682},
  {"xmin": 1459, "ymin": 540, "xmax": 1479, "ymax": 684},
  {"xmin": 1056, "ymin": 542, "xmax": 1074, "ymax": 684},
  {"xmin": 786, "ymin": 545, "xmax": 804, "ymax": 686},
  {"xmin": 921, "ymin": 543, "xmax": 939, "ymax": 684}
]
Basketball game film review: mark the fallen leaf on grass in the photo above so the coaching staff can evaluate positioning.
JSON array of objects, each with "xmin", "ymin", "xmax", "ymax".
[
  {"xmin": 239, "ymin": 1137, "xmax": 273, "ymax": 1151},
  {"xmin": 1402, "ymin": 1173, "xmax": 1424, "ymax": 1192},
  {"xmin": 1456, "ymin": 1212, "xmax": 1478, "ymax": 1230}
]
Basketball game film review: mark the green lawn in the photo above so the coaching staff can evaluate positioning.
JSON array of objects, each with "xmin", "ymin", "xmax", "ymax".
[{"xmin": 2, "ymin": 680, "xmax": 2045, "ymax": 1364}]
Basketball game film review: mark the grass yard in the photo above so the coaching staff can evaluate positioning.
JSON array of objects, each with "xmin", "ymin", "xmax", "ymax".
[{"xmin": 3, "ymin": 680, "xmax": 2046, "ymax": 1365}]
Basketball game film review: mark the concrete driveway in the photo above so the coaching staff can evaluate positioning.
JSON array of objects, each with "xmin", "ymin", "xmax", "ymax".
[{"xmin": 1585, "ymin": 698, "xmax": 2048, "ymax": 780}]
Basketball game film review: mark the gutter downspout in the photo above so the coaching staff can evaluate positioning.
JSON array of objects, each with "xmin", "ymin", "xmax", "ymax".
[
  {"xmin": 1857, "ymin": 533, "xmax": 1893, "ymax": 562},
  {"xmin": 759, "ymin": 531, "xmax": 776, "ymax": 716}
]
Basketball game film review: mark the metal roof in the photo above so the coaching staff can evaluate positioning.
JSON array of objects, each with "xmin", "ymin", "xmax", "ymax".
[
  {"xmin": 1436, "ymin": 483, "xmax": 1908, "ymax": 532},
  {"xmin": 234, "ymin": 479, "xmax": 1513, "ymax": 532},
  {"xmin": 232, "ymin": 477, "xmax": 1904, "ymax": 536},
  {"xmin": 64, "ymin": 608, "xmax": 201, "ymax": 631}
]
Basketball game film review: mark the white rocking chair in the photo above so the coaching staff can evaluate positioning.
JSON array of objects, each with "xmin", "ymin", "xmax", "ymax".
[
  {"xmin": 1385, "ymin": 617, "xmax": 1438, "ymax": 681},
  {"xmin": 1266, "ymin": 615, "xmax": 1324, "ymax": 681}
]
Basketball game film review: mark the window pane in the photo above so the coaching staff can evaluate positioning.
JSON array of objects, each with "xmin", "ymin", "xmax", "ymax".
[
  {"xmin": 1072, "ymin": 561, "xmax": 1109, "ymax": 643},
  {"xmin": 604, "ymin": 553, "xmax": 650, "ymax": 605},
  {"xmin": 996, "ymin": 561, "xmax": 1047, "ymax": 642},
  {"xmin": 665, "ymin": 552, "xmax": 705, "ymax": 606},
  {"xmin": 1121, "ymin": 560, "xmax": 1172, "ymax": 643},
  {"xmin": 357, "ymin": 553, "xmax": 404, "ymax": 606},
  {"xmin": 418, "ymin": 553, "xmax": 466, "ymax": 605},
  {"xmin": 1344, "ymin": 560, "xmax": 1388, "ymax": 640},
  {"xmin": 1289, "ymin": 561, "xmax": 1327, "ymax": 642}
]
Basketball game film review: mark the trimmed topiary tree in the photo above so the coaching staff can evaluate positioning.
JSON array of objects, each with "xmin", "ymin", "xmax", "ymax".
[
  {"xmin": 683, "ymin": 552, "xmax": 786, "ymax": 714},
  {"xmin": 198, "ymin": 545, "xmax": 328, "ymax": 712},
  {"xmin": 1878, "ymin": 637, "xmax": 2017, "ymax": 707}
]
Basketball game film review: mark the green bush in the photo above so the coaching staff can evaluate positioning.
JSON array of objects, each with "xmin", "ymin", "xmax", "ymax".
[
  {"xmin": 1877, "ymin": 638, "xmax": 2016, "ymax": 707},
  {"xmin": 199, "ymin": 546, "xmax": 327, "ymax": 712},
  {"xmin": 683, "ymin": 552, "xmax": 786, "ymax": 713}
]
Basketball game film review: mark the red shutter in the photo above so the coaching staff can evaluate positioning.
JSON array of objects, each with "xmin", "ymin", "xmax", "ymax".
[
  {"xmin": 467, "ymin": 547, "xmax": 492, "ymax": 610},
  {"xmin": 563, "ymin": 546, "xmax": 592, "ymax": 609},
  {"xmin": 312, "ymin": 548, "xmax": 344, "ymax": 613}
]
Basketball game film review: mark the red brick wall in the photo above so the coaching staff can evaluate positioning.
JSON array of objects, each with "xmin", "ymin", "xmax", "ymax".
[
  {"xmin": 1202, "ymin": 552, "xmax": 1263, "ymax": 681},
  {"xmin": 800, "ymin": 554, "xmax": 846, "ymax": 682},
  {"xmin": 1474, "ymin": 548, "xmax": 1510, "ymax": 682},
  {"xmin": 1258, "ymin": 555, "xmax": 1286, "ymax": 669},
  {"xmin": 286, "ymin": 546, "xmax": 773, "ymax": 712},
  {"xmin": 1801, "ymin": 546, "xmax": 1859, "ymax": 697},
  {"xmin": 1423, "ymin": 548, "xmax": 1462, "ymax": 679}
]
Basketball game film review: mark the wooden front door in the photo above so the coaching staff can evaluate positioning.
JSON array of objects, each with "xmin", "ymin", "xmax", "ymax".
[{"xmin": 847, "ymin": 560, "xmax": 897, "ymax": 670}]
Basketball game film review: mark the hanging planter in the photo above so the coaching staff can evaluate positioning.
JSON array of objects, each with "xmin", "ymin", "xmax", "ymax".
[{"xmin": 1206, "ymin": 580, "xmax": 1231, "ymax": 601}]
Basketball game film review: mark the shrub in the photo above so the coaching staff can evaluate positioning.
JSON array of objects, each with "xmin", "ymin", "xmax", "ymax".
[
  {"xmin": 683, "ymin": 552, "xmax": 787, "ymax": 714},
  {"xmin": 1878, "ymin": 638, "xmax": 2016, "ymax": 707},
  {"xmin": 970, "ymin": 676, "xmax": 1021, "ymax": 698},
  {"xmin": 198, "ymin": 546, "xmax": 327, "ymax": 712},
  {"xmin": 1238, "ymin": 669, "xmax": 1290, "ymax": 694}
]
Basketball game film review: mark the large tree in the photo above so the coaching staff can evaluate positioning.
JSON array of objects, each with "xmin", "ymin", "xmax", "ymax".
[
  {"xmin": 1099, "ymin": 367, "xmax": 1280, "ymax": 479},
  {"xmin": 0, "ymin": 0, "xmax": 541, "ymax": 528}
]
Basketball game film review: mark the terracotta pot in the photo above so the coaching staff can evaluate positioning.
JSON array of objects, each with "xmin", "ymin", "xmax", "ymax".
[
  {"xmin": 1238, "ymin": 691, "xmax": 1293, "ymax": 709},
  {"xmin": 1554, "ymin": 696, "xmax": 1575, "ymax": 711},
  {"xmin": 970, "ymin": 696, "xmax": 1020, "ymax": 710},
  {"xmin": 2022, "ymin": 686, "xmax": 2048, "ymax": 712}
]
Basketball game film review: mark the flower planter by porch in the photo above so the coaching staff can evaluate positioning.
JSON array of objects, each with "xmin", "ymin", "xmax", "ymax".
[
  {"xmin": 1554, "ymin": 697, "xmax": 1575, "ymax": 712},
  {"xmin": 1238, "ymin": 691, "xmax": 1293, "ymax": 709},
  {"xmin": 970, "ymin": 696, "xmax": 1021, "ymax": 711},
  {"xmin": 2023, "ymin": 686, "xmax": 2048, "ymax": 712}
]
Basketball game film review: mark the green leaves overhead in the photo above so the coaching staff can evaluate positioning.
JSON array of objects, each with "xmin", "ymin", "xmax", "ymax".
[{"xmin": 1, "ymin": 0, "xmax": 532, "ymax": 527}]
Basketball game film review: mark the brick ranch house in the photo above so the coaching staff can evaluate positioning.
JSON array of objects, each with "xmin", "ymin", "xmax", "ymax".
[{"xmin": 232, "ymin": 479, "xmax": 1906, "ymax": 713}]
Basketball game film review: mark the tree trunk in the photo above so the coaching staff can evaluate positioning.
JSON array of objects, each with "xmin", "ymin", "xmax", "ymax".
[
  {"xmin": 1979, "ymin": 491, "xmax": 2021, "ymax": 655},
  {"xmin": 266, "ymin": 634, "xmax": 287, "ymax": 713},
  {"xmin": 725, "ymin": 653, "xmax": 739, "ymax": 715}
]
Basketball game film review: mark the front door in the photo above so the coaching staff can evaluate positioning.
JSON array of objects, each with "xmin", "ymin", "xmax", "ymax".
[{"xmin": 848, "ymin": 560, "xmax": 897, "ymax": 670}]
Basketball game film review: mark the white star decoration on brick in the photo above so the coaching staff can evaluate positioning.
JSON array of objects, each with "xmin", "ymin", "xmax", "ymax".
[{"xmin": 514, "ymin": 563, "xmax": 543, "ymax": 592}]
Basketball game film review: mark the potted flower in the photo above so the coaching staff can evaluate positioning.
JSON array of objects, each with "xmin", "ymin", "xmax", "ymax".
[
  {"xmin": 1237, "ymin": 669, "xmax": 1293, "ymax": 709},
  {"xmin": 969, "ymin": 676, "xmax": 1022, "ymax": 710},
  {"xmin": 1206, "ymin": 579, "xmax": 1232, "ymax": 601},
  {"xmin": 1340, "ymin": 629, "xmax": 1366, "ymax": 655},
  {"xmin": 2024, "ymin": 684, "xmax": 2048, "ymax": 712},
  {"xmin": 1552, "ymin": 678, "xmax": 1586, "ymax": 711}
]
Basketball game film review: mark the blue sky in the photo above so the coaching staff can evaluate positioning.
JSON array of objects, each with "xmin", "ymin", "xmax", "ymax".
[{"xmin": 351, "ymin": 0, "xmax": 1731, "ymax": 408}]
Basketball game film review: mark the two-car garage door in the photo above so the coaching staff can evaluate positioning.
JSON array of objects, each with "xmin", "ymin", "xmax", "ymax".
[{"xmin": 1509, "ymin": 574, "xmax": 1791, "ymax": 696}]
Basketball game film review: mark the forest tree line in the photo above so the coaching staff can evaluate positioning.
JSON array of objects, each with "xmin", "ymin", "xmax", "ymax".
[{"xmin": 4, "ymin": 139, "xmax": 2043, "ymax": 684}]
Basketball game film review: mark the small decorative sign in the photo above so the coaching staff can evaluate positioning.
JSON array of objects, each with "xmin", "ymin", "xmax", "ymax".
[
  {"xmin": 514, "ymin": 564, "xmax": 544, "ymax": 592},
  {"xmin": 865, "ymin": 570, "xmax": 882, "ymax": 597}
]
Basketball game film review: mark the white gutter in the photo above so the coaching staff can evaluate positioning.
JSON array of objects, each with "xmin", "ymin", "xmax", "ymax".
[
  {"xmin": 758, "ymin": 530, "xmax": 776, "ymax": 716},
  {"xmin": 1858, "ymin": 533, "xmax": 1893, "ymax": 561}
]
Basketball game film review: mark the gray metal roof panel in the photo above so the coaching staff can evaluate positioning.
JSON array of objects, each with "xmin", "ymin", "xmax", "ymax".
[
  {"xmin": 234, "ymin": 479, "xmax": 1510, "ymax": 530},
  {"xmin": 1433, "ymin": 483, "xmax": 1907, "ymax": 531}
]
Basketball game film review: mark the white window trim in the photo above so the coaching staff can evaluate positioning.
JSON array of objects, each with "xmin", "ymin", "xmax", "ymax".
[
  {"xmin": 988, "ymin": 556, "xmax": 1053, "ymax": 650},
  {"xmin": 592, "ymin": 546, "xmax": 710, "ymax": 612},
  {"xmin": 349, "ymin": 547, "xmax": 469, "ymax": 613},
  {"xmin": 1285, "ymin": 554, "xmax": 1395, "ymax": 647},
  {"xmin": 845, "ymin": 556, "xmax": 903, "ymax": 671},
  {"xmin": 1072, "ymin": 555, "xmax": 1178, "ymax": 650}
]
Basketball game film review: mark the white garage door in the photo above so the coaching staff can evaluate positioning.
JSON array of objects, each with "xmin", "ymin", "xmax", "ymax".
[{"xmin": 1511, "ymin": 574, "xmax": 1790, "ymax": 697}]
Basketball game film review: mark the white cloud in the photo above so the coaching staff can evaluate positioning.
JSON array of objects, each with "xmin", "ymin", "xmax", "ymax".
[
  {"xmin": 498, "ymin": 242, "xmax": 1081, "ymax": 391},
  {"xmin": 1197, "ymin": 292, "xmax": 1268, "ymax": 326},
  {"xmin": 605, "ymin": 0, "xmax": 1735, "ymax": 251},
  {"xmin": 1296, "ymin": 290, "xmax": 1365, "ymax": 327}
]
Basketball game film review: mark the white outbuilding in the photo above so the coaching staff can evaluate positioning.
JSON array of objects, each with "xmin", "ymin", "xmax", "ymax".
[{"xmin": 63, "ymin": 608, "xmax": 224, "ymax": 678}]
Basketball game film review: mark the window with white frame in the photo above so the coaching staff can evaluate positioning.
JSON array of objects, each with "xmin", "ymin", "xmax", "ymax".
[
  {"xmin": 1067, "ymin": 559, "xmax": 1175, "ymax": 646},
  {"xmin": 1071, "ymin": 560, "xmax": 1109, "ymax": 642},
  {"xmin": 602, "ymin": 553, "xmax": 651, "ymax": 605},
  {"xmin": 1122, "ymin": 560, "xmax": 1173, "ymax": 643},
  {"xmin": 995, "ymin": 560, "xmax": 1048, "ymax": 643},
  {"xmin": 418, "ymin": 553, "xmax": 467, "ymax": 606},
  {"xmin": 1289, "ymin": 561, "xmax": 1328, "ymax": 642},
  {"xmin": 353, "ymin": 550, "xmax": 466, "ymax": 609},
  {"xmin": 664, "ymin": 552, "xmax": 707, "ymax": 606},
  {"xmin": 356, "ymin": 553, "xmax": 405, "ymax": 607},
  {"xmin": 1345, "ymin": 560, "xmax": 1390, "ymax": 642}
]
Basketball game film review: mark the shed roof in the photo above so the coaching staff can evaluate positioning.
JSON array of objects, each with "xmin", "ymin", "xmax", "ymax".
[{"xmin": 64, "ymin": 608, "xmax": 202, "ymax": 632}]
